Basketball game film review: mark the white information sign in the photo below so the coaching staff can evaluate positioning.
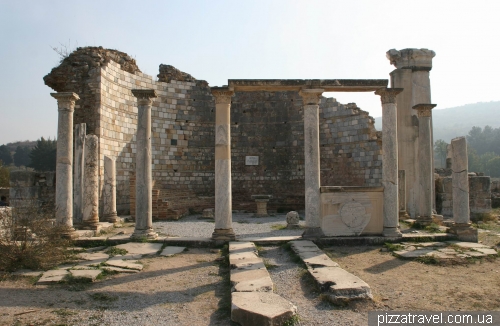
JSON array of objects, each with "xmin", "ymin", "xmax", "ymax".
[{"xmin": 245, "ymin": 156, "xmax": 259, "ymax": 166}]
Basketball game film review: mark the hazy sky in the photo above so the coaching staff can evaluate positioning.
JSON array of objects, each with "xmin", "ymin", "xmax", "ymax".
[{"xmin": 1, "ymin": 0, "xmax": 499, "ymax": 144}]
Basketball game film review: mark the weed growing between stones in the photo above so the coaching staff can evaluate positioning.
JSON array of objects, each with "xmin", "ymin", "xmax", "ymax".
[
  {"xmin": 383, "ymin": 243, "xmax": 404, "ymax": 252},
  {"xmin": 270, "ymin": 224, "xmax": 287, "ymax": 230},
  {"xmin": 0, "ymin": 201, "xmax": 71, "ymax": 272},
  {"xmin": 214, "ymin": 244, "xmax": 231, "ymax": 320},
  {"xmin": 105, "ymin": 246, "xmax": 128, "ymax": 257},
  {"xmin": 282, "ymin": 314, "xmax": 301, "ymax": 326}
]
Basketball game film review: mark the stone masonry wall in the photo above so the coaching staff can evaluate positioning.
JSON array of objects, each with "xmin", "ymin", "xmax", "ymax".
[
  {"xmin": 436, "ymin": 175, "xmax": 492, "ymax": 219},
  {"xmin": 45, "ymin": 46, "xmax": 383, "ymax": 217}
]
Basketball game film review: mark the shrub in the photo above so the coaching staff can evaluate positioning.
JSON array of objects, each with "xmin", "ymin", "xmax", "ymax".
[{"xmin": 0, "ymin": 200, "xmax": 71, "ymax": 271}]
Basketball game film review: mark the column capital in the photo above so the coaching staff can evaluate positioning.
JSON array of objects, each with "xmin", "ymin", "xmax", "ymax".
[
  {"xmin": 211, "ymin": 87, "xmax": 234, "ymax": 105},
  {"xmin": 299, "ymin": 88, "xmax": 324, "ymax": 105},
  {"xmin": 132, "ymin": 89, "xmax": 157, "ymax": 106},
  {"xmin": 51, "ymin": 92, "xmax": 80, "ymax": 111},
  {"xmin": 374, "ymin": 88, "xmax": 403, "ymax": 104},
  {"xmin": 386, "ymin": 48, "xmax": 435, "ymax": 71},
  {"xmin": 413, "ymin": 103, "xmax": 437, "ymax": 117}
]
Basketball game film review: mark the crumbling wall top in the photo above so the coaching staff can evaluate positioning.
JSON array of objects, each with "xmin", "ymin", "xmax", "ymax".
[{"xmin": 44, "ymin": 46, "xmax": 141, "ymax": 91}]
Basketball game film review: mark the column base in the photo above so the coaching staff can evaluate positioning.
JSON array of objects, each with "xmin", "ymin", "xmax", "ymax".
[
  {"xmin": 211, "ymin": 228, "xmax": 236, "ymax": 241},
  {"xmin": 81, "ymin": 220, "xmax": 100, "ymax": 231},
  {"xmin": 131, "ymin": 228, "xmax": 158, "ymax": 240},
  {"xmin": 449, "ymin": 223, "xmax": 478, "ymax": 242},
  {"xmin": 61, "ymin": 228, "xmax": 79, "ymax": 239},
  {"xmin": 302, "ymin": 227, "xmax": 324, "ymax": 239},
  {"xmin": 399, "ymin": 210, "xmax": 410, "ymax": 221},
  {"xmin": 383, "ymin": 227, "xmax": 402, "ymax": 237},
  {"xmin": 104, "ymin": 213, "xmax": 120, "ymax": 224},
  {"xmin": 415, "ymin": 215, "xmax": 433, "ymax": 226}
]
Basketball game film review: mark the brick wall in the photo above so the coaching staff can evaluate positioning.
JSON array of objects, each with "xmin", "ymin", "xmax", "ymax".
[{"xmin": 45, "ymin": 46, "xmax": 383, "ymax": 217}]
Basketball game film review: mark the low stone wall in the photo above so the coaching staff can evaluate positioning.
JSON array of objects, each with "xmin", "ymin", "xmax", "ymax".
[
  {"xmin": 9, "ymin": 171, "xmax": 56, "ymax": 208},
  {"xmin": 491, "ymin": 178, "xmax": 500, "ymax": 208},
  {"xmin": 436, "ymin": 175, "xmax": 491, "ymax": 219},
  {"xmin": 320, "ymin": 186, "xmax": 383, "ymax": 236}
]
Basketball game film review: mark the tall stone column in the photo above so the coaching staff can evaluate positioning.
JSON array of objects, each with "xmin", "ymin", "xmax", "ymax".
[
  {"xmin": 211, "ymin": 87, "xmax": 236, "ymax": 240},
  {"xmin": 299, "ymin": 89, "xmax": 324, "ymax": 238},
  {"xmin": 375, "ymin": 88, "xmax": 403, "ymax": 237},
  {"xmin": 413, "ymin": 104, "xmax": 436, "ymax": 225},
  {"xmin": 82, "ymin": 134, "xmax": 100, "ymax": 230},
  {"xmin": 51, "ymin": 92, "xmax": 79, "ymax": 238},
  {"xmin": 73, "ymin": 123, "xmax": 86, "ymax": 226},
  {"xmin": 450, "ymin": 137, "xmax": 478, "ymax": 241},
  {"xmin": 387, "ymin": 48, "xmax": 435, "ymax": 218},
  {"xmin": 103, "ymin": 156, "xmax": 119, "ymax": 223},
  {"xmin": 131, "ymin": 89, "xmax": 158, "ymax": 240}
]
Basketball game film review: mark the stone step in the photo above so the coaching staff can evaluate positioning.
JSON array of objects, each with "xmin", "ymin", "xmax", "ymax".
[
  {"xmin": 229, "ymin": 241, "xmax": 297, "ymax": 326},
  {"xmin": 290, "ymin": 240, "xmax": 372, "ymax": 304}
]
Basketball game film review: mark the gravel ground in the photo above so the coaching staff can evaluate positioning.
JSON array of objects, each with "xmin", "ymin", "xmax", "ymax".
[
  {"xmin": 260, "ymin": 245, "xmax": 368, "ymax": 326},
  {"xmin": 154, "ymin": 213, "xmax": 305, "ymax": 238}
]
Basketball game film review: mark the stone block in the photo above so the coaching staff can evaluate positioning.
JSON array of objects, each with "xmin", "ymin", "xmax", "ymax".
[
  {"xmin": 231, "ymin": 292, "xmax": 297, "ymax": 326},
  {"xmin": 37, "ymin": 270, "xmax": 69, "ymax": 285}
]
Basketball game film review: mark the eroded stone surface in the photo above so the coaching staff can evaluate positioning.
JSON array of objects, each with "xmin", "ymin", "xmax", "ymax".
[
  {"xmin": 70, "ymin": 269, "xmax": 102, "ymax": 281},
  {"xmin": 105, "ymin": 259, "xmax": 143, "ymax": 271},
  {"xmin": 115, "ymin": 242, "xmax": 163, "ymax": 256},
  {"xmin": 160, "ymin": 246, "xmax": 186, "ymax": 257},
  {"xmin": 37, "ymin": 270, "xmax": 69, "ymax": 284},
  {"xmin": 231, "ymin": 292, "xmax": 297, "ymax": 326}
]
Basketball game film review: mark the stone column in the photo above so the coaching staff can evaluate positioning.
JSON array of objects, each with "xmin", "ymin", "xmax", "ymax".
[
  {"xmin": 131, "ymin": 89, "xmax": 158, "ymax": 240},
  {"xmin": 387, "ymin": 48, "xmax": 435, "ymax": 218},
  {"xmin": 450, "ymin": 137, "xmax": 477, "ymax": 241},
  {"xmin": 398, "ymin": 170, "xmax": 409, "ymax": 219},
  {"xmin": 51, "ymin": 92, "xmax": 79, "ymax": 238},
  {"xmin": 73, "ymin": 123, "xmax": 86, "ymax": 226},
  {"xmin": 375, "ymin": 88, "xmax": 403, "ymax": 237},
  {"xmin": 82, "ymin": 134, "xmax": 99, "ymax": 230},
  {"xmin": 299, "ymin": 89, "xmax": 324, "ymax": 238},
  {"xmin": 413, "ymin": 104, "xmax": 436, "ymax": 225},
  {"xmin": 211, "ymin": 87, "xmax": 235, "ymax": 240},
  {"xmin": 103, "ymin": 156, "xmax": 119, "ymax": 223}
]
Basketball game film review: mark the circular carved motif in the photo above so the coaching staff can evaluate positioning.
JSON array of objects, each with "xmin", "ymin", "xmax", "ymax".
[{"xmin": 340, "ymin": 201, "xmax": 366, "ymax": 229}]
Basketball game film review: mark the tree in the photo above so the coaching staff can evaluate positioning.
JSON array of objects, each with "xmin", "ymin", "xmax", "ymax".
[
  {"xmin": 0, "ymin": 161, "xmax": 9, "ymax": 187},
  {"xmin": 484, "ymin": 156, "xmax": 500, "ymax": 178},
  {"xmin": 467, "ymin": 147, "xmax": 481, "ymax": 173},
  {"xmin": 29, "ymin": 137, "xmax": 57, "ymax": 172},
  {"xmin": 434, "ymin": 139, "xmax": 448, "ymax": 168},
  {"xmin": 13, "ymin": 146, "xmax": 31, "ymax": 167},
  {"xmin": 0, "ymin": 145, "xmax": 12, "ymax": 165}
]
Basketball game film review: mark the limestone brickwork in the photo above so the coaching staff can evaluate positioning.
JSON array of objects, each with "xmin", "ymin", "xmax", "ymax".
[{"xmin": 44, "ymin": 46, "xmax": 383, "ymax": 216}]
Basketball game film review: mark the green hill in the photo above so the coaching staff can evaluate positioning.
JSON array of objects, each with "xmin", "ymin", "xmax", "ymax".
[{"xmin": 374, "ymin": 101, "xmax": 500, "ymax": 142}]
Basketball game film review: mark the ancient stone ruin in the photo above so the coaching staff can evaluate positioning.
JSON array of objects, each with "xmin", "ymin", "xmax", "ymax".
[{"xmin": 40, "ymin": 46, "xmax": 485, "ymax": 241}]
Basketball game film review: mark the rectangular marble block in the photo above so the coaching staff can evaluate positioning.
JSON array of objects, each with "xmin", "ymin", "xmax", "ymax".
[{"xmin": 320, "ymin": 187, "xmax": 383, "ymax": 236}]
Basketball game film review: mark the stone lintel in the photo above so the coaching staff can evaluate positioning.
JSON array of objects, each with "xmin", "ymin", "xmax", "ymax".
[
  {"xmin": 227, "ymin": 79, "xmax": 388, "ymax": 92},
  {"xmin": 386, "ymin": 48, "xmax": 435, "ymax": 70},
  {"xmin": 320, "ymin": 186, "xmax": 384, "ymax": 193},
  {"xmin": 374, "ymin": 88, "xmax": 403, "ymax": 104},
  {"xmin": 413, "ymin": 103, "xmax": 437, "ymax": 117}
]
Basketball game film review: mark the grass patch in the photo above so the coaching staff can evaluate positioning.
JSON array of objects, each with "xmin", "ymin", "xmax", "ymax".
[
  {"xmin": 271, "ymin": 224, "xmax": 287, "ymax": 230},
  {"xmin": 63, "ymin": 274, "xmax": 93, "ymax": 291},
  {"xmin": 283, "ymin": 314, "xmax": 301, "ymax": 326},
  {"xmin": 425, "ymin": 223, "xmax": 442, "ymax": 233},
  {"xmin": 52, "ymin": 308, "xmax": 77, "ymax": 317},
  {"xmin": 105, "ymin": 246, "xmax": 128, "ymax": 257},
  {"xmin": 89, "ymin": 292, "xmax": 118, "ymax": 302},
  {"xmin": 384, "ymin": 243, "xmax": 404, "ymax": 252},
  {"xmin": 416, "ymin": 255, "xmax": 439, "ymax": 265}
]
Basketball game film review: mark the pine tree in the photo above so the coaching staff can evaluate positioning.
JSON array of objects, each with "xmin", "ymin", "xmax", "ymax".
[
  {"xmin": 13, "ymin": 146, "xmax": 31, "ymax": 167},
  {"xmin": 0, "ymin": 145, "xmax": 12, "ymax": 165},
  {"xmin": 28, "ymin": 137, "xmax": 57, "ymax": 171}
]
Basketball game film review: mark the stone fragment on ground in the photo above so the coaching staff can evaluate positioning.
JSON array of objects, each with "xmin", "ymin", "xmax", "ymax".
[
  {"xmin": 391, "ymin": 241, "xmax": 498, "ymax": 261},
  {"xmin": 231, "ymin": 292, "xmax": 297, "ymax": 326},
  {"xmin": 290, "ymin": 240, "xmax": 372, "ymax": 303},
  {"xmin": 115, "ymin": 242, "xmax": 163, "ymax": 256},
  {"xmin": 37, "ymin": 270, "xmax": 69, "ymax": 285},
  {"xmin": 69, "ymin": 269, "xmax": 102, "ymax": 281},
  {"xmin": 160, "ymin": 246, "xmax": 186, "ymax": 257},
  {"xmin": 101, "ymin": 266, "xmax": 140, "ymax": 274},
  {"xmin": 229, "ymin": 242, "xmax": 273, "ymax": 292},
  {"xmin": 105, "ymin": 257, "xmax": 143, "ymax": 271}
]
